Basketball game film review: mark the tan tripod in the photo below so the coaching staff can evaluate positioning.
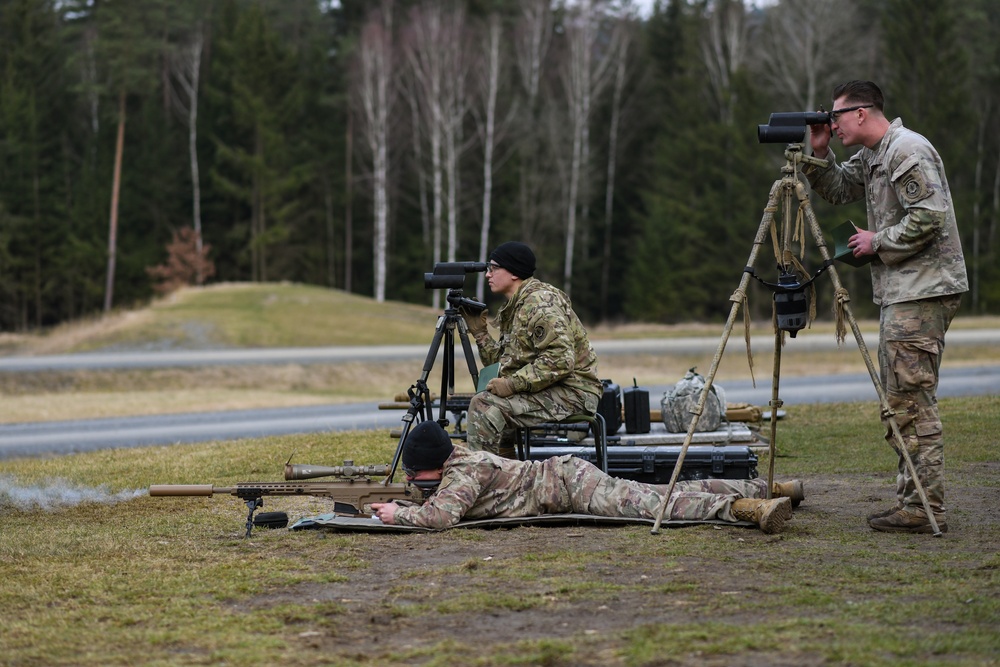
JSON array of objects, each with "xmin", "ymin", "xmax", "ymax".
[{"xmin": 650, "ymin": 143, "xmax": 943, "ymax": 537}]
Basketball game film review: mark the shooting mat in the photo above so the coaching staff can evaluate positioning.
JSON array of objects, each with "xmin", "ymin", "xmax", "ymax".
[{"xmin": 289, "ymin": 513, "xmax": 753, "ymax": 533}]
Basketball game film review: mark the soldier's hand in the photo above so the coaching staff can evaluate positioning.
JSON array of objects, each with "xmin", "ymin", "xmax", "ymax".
[
  {"xmin": 486, "ymin": 377, "xmax": 516, "ymax": 398},
  {"xmin": 372, "ymin": 502, "xmax": 397, "ymax": 524},
  {"xmin": 809, "ymin": 118, "xmax": 832, "ymax": 159},
  {"xmin": 461, "ymin": 307, "xmax": 488, "ymax": 336}
]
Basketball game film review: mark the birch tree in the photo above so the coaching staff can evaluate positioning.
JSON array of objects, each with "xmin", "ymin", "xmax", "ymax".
[
  {"xmin": 357, "ymin": 0, "xmax": 396, "ymax": 302},
  {"xmin": 700, "ymin": 0, "xmax": 748, "ymax": 127},
  {"xmin": 471, "ymin": 12, "xmax": 517, "ymax": 302},
  {"xmin": 513, "ymin": 0, "xmax": 554, "ymax": 243},
  {"xmin": 403, "ymin": 3, "xmax": 444, "ymax": 307},
  {"xmin": 403, "ymin": 2, "xmax": 471, "ymax": 307},
  {"xmin": 169, "ymin": 22, "xmax": 207, "ymax": 284},
  {"xmin": 748, "ymin": 0, "xmax": 868, "ymax": 112},
  {"xmin": 558, "ymin": 0, "xmax": 617, "ymax": 296}
]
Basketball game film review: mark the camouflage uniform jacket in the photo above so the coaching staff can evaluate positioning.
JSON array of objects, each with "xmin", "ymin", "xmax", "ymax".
[
  {"xmin": 392, "ymin": 444, "xmax": 591, "ymax": 530},
  {"xmin": 473, "ymin": 277, "xmax": 602, "ymax": 398},
  {"xmin": 804, "ymin": 118, "xmax": 968, "ymax": 306}
]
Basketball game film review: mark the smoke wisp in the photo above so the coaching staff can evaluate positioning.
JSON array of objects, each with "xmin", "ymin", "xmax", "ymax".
[{"xmin": 0, "ymin": 475, "xmax": 145, "ymax": 511}]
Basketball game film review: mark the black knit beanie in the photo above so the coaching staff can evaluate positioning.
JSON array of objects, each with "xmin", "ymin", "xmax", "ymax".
[
  {"xmin": 402, "ymin": 421, "xmax": 455, "ymax": 471},
  {"xmin": 489, "ymin": 241, "xmax": 536, "ymax": 279}
]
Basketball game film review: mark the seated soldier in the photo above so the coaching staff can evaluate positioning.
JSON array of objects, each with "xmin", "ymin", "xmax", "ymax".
[
  {"xmin": 372, "ymin": 421, "xmax": 805, "ymax": 533},
  {"xmin": 461, "ymin": 241, "xmax": 603, "ymax": 458}
]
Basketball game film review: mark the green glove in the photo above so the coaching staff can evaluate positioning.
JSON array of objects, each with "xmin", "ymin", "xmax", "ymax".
[{"xmin": 461, "ymin": 307, "xmax": 488, "ymax": 337}]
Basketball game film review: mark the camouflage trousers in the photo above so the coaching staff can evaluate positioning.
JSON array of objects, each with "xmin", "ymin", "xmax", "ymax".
[
  {"xmin": 878, "ymin": 294, "xmax": 961, "ymax": 517},
  {"xmin": 554, "ymin": 456, "xmax": 769, "ymax": 523},
  {"xmin": 465, "ymin": 385, "xmax": 599, "ymax": 456}
]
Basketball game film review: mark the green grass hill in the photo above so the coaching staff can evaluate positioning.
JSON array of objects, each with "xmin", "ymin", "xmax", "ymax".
[{"xmin": 1, "ymin": 282, "xmax": 446, "ymax": 355}]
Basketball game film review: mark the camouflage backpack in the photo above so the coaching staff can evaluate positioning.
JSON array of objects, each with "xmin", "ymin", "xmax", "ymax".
[{"xmin": 661, "ymin": 368, "xmax": 726, "ymax": 433}]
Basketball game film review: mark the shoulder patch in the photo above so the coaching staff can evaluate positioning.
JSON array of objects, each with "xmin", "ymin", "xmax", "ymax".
[
  {"xmin": 533, "ymin": 325, "xmax": 546, "ymax": 341},
  {"xmin": 897, "ymin": 165, "xmax": 931, "ymax": 204}
]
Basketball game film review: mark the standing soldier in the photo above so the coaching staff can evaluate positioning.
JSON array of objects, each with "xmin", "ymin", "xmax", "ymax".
[
  {"xmin": 372, "ymin": 421, "xmax": 804, "ymax": 532},
  {"xmin": 460, "ymin": 242, "xmax": 603, "ymax": 458},
  {"xmin": 806, "ymin": 80, "xmax": 968, "ymax": 534}
]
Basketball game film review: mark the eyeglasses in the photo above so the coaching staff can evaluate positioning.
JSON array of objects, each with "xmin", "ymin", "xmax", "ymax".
[
  {"xmin": 486, "ymin": 262, "xmax": 503, "ymax": 274},
  {"xmin": 830, "ymin": 104, "xmax": 873, "ymax": 123},
  {"xmin": 402, "ymin": 465, "xmax": 417, "ymax": 478}
]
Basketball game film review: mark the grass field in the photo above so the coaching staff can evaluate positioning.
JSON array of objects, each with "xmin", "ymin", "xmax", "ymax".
[{"xmin": 1, "ymin": 397, "xmax": 998, "ymax": 666}]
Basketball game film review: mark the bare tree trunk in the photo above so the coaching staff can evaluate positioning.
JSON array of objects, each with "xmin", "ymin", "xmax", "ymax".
[
  {"xmin": 562, "ymin": 2, "xmax": 592, "ymax": 297},
  {"xmin": 515, "ymin": 0, "xmax": 552, "ymax": 243},
  {"xmin": 405, "ymin": 3, "xmax": 448, "ymax": 307},
  {"xmin": 345, "ymin": 112, "xmax": 353, "ymax": 293},
  {"xmin": 560, "ymin": 0, "xmax": 615, "ymax": 297},
  {"xmin": 701, "ymin": 0, "xmax": 747, "ymax": 126},
  {"xmin": 601, "ymin": 32, "xmax": 630, "ymax": 321},
  {"xmin": 171, "ymin": 27, "xmax": 205, "ymax": 284},
  {"xmin": 103, "ymin": 90, "xmax": 126, "ymax": 314},
  {"xmin": 442, "ymin": 6, "xmax": 469, "ymax": 264},
  {"xmin": 359, "ymin": 1, "xmax": 395, "ymax": 302},
  {"xmin": 475, "ymin": 13, "xmax": 502, "ymax": 302}
]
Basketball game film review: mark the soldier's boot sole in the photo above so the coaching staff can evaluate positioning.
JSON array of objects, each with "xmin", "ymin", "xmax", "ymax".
[
  {"xmin": 772, "ymin": 480, "xmax": 805, "ymax": 508},
  {"xmin": 732, "ymin": 497, "xmax": 792, "ymax": 535}
]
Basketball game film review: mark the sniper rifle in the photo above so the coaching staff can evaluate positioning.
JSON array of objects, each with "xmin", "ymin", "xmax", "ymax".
[{"xmin": 149, "ymin": 459, "xmax": 428, "ymax": 537}]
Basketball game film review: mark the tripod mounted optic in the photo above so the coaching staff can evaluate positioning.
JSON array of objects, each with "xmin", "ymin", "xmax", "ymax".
[
  {"xmin": 757, "ymin": 111, "xmax": 832, "ymax": 144},
  {"xmin": 424, "ymin": 261, "xmax": 488, "ymax": 313},
  {"xmin": 423, "ymin": 261, "xmax": 488, "ymax": 290}
]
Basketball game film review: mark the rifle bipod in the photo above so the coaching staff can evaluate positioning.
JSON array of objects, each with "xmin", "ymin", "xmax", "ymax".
[{"xmin": 236, "ymin": 489, "xmax": 288, "ymax": 538}]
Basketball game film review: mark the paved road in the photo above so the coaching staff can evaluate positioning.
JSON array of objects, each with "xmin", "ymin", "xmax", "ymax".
[
  {"xmin": 2, "ymin": 328, "xmax": 994, "ymax": 372},
  {"xmin": 1, "ymin": 331, "xmax": 996, "ymax": 459}
]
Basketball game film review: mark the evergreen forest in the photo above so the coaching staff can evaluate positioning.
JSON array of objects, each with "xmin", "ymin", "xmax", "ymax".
[{"xmin": 2, "ymin": 0, "xmax": 999, "ymax": 332}]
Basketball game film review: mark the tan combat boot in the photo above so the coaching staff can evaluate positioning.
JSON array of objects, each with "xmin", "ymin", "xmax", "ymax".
[
  {"xmin": 866, "ymin": 504, "xmax": 902, "ymax": 522},
  {"xmin": 771, "ymin": 480, "xmax": 805, "ymax": 508},
  {"xmin": 731, "ymin": 497, "xmax": 793, "ymax": 534},
  {"xmin": 868, "ymin": 508, "xmax": 947, "ymax": 534}
]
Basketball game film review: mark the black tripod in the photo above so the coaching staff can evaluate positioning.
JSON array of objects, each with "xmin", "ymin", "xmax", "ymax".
[{"xmin": 385, "ymin": 288, "xmax": 486, "ymax": 483}]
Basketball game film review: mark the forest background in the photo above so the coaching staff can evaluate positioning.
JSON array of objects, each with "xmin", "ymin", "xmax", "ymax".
[{"xmin": 2, "ymin": 0, "xmax": 999, "ymax": 334}]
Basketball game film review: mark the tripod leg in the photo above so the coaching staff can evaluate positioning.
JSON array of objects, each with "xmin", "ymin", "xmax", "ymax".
[
  {"xmin": 386, "ymin": 315, "xmax": 448, "ymax": 482},
  {"xmin": 796, "ymin": 181, "xmax": 942, "ymax": 536},
  {"xmin": 651, "ymin": 179, "xmax": 784, "ymax": 534},
  {"xmin": 457, "ymin": 323, "xmax": 481, "ymax": 390},
  {"xmin": 766, "ymin": 324, "xmax": 783, "ymax": 499}
]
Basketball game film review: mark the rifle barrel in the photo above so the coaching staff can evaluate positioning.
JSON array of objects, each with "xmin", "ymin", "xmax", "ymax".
[{"xmin": 148, "ymin": 484, "xmax": 220, "ymax": 496}]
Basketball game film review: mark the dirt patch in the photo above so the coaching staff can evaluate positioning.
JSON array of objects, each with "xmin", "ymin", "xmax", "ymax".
[{"xmin": 238, "ymin": 464, "xmax": 999, "ymax": 665}]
